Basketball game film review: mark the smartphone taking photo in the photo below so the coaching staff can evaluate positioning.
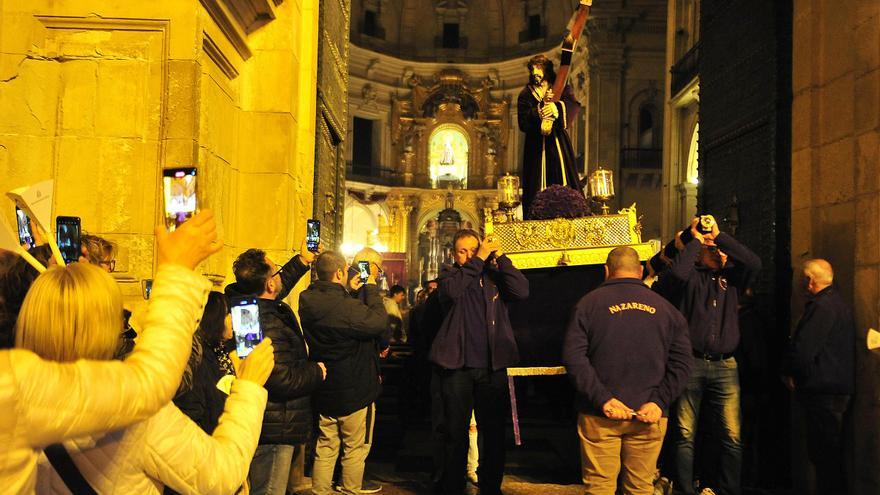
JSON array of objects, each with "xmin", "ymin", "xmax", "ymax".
[
  {"xmin": 56, "ymin": 216, "xmax": 81, "ymax": 264},
  {"xmin": 306, "ymin": 219, "xmax": 320, "ymax": 252},
  {"xmin": 142, "ymin": 279, "xmax": 153, "ymax": 300},
  {"xmin": 162, "ymin": 167, "xmax": 197, "ymax": 231},
  {"xmin": 230, "ymin": 297, "xmax": 263, "ymax": 358},
  {"xmin": 357, "ymin": 260, "xmax": 370, "ymax": 282},
  {"xmin": 15, "ymin": 206, "xmax": 34, "ymax": 250}
]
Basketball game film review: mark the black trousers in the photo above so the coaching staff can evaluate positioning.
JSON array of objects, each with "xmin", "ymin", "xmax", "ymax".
[
  {"xmin": 798, "ymin": 393, "xmax": 851, "ymax": 495},
  {"xmin": 434, "ymin": 367, "xmax": 509, "ymax": 495}
]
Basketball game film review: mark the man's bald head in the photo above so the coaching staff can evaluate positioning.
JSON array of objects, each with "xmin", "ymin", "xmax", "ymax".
[
  {"xmin": 803, "ymin": 258, "xmax": 834, "ymax": 294},
  {"xmin": 605, "ymin": 246, "xmax": 643, "ymax": 279}
]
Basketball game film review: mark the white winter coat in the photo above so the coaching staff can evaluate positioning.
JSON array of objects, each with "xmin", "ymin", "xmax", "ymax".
[
  {"xmin": 0, "ymin": 265, "xmax": 211, "ymax": 494},
  {"xmin": 35, "ymin": 378, "xmax": 267, "ymax": 495}
]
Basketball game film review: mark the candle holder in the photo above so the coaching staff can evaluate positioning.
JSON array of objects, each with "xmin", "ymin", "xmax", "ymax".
[
  {"xmin": 497, "ymin": 173, "xmax": 521, "ymax": 222},
  {"xmin": 588, "ymin": 167, "xmax": 615, "ymax": 215}
]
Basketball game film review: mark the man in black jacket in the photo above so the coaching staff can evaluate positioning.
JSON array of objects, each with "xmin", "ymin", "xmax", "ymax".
[
  {"xmin": 227, "ymin": 240, "xmax": 326, "ymax": 495},
  {"xmin": 782, "ymin": 259, "xmax": 854, "ymax": 495},
  {"xmin": 667, "ymin": 217, "xmax": 762, "ymax": 495},
  {"xmin": 300, "ymin": 251, "xmax": 388, "ymax": 495}
]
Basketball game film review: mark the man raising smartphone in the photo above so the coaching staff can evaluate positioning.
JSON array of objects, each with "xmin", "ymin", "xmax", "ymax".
[
  {"xmin": 430, "ymin": 229, "xmax": 529, "ymax": 495},
  {"xmin": 226, "ymin": 238, "xmax": 326, "ymax": 495}
]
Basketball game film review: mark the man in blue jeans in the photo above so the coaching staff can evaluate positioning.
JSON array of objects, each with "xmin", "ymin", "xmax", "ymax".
[
  {"xmin": 664, "ymin": 217, "xmax": 761, "ymax": 495},
  {"xmin": 227, "ymin": 240, "xmax": 327, "ymax": 495}
]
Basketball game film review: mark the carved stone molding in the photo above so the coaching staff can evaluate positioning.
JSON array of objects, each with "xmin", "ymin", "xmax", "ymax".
[
  {"xmin": 224, "ymin": 0, "xmax": 280, "ymax": 33},
  {"xmin": 199, "ymin": 0, "xmax": 254, "ymax": 60},
  {"xmin": 203, "ymin": 33, "xmax": 239, "ymax": 79}
]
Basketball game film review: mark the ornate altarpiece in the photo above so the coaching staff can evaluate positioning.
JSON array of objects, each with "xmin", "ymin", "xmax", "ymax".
[{"xmin": 390, "ymin": 68, "xmax": 510, "ymax": 189}]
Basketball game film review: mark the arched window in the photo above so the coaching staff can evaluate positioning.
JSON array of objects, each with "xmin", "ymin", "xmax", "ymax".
[
  {"xmin": 686, "ymin": 122, "xmax": 699, "ymax": 184},
  {"xmin": 428, "ymin": 125, "xmax": 469, "ymax": 188},
  {"xmin": 638, "ymin": 105, "xmax": 656, "ymax": 148}
]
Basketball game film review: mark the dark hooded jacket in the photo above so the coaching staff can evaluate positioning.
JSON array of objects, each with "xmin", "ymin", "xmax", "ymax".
[
  {"xmin": 225, "ymin": 254, "xmax": 323, "ymax": 445},
  {"xmin": 299, "ymin": 282, "xmax": 388, "ymax": 417}
]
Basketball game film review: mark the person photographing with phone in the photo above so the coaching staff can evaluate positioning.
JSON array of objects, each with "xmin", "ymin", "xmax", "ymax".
[
  {"xmin": 226, "ymin": 236, "xmax": 327, "ymax": 495},
  {"xmin": 666, "ymin": 216, "xmax": 762, "ymax": 495},
  {"xmin": 429, "ymin": 229, "xmax": 529, "ymax": 495},
  {"xmin": 299, "ymin": 251, "xmax": 389, "ymax": 495}
]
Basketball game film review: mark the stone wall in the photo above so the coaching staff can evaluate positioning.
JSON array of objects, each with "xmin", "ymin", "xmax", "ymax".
[
  {"xmin": 0, "ymin": 0, "xmax": 321, "ymax": 311},
  {"xmin": 792, "ymin": 0, "xmax": 880, "ymax": 492}
]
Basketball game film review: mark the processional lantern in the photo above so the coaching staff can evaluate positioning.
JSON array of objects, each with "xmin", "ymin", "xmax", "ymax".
[
  {"xmin": 497, "ymin": 173, "xmax": 521, "ymax": 222},
  {"xmin": 588, "ymin": 167, "xmax": 614, "ymax": 215}
]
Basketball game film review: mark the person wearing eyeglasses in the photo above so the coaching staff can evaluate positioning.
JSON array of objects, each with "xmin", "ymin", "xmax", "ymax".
[
  {"xmin": 665, "ymin": 217, "xmax": 762, "ymax": 495},
  {"xmin": 77, "ymin": 233, "xmax": 141, "ymax": 357},
  {"xmin": 80, "ymin": 234, "xmax": 117, "ymax": 272},
  {"xmin": 226, "ymin": 240, "xmax": 327, "ymax": 495}
]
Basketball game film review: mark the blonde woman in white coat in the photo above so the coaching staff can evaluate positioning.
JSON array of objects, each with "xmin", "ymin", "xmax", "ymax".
[
  {"xmin": 15, "ymin": 255, "xmax": 275, "ymax": 491},
  {"xmin": 0, "ymin": 211, "xmax": 221, "ymax": 494},
  {"xmin": 26, "ymin": 287, "xmax": 275, "ymax": 494}
]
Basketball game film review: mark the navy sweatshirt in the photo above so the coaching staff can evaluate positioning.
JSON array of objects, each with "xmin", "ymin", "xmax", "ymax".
[
  {"xmin": 783, "ymin": 286, "xmax": 855, "ymax": 395},
  {"xmin": 562, "ymin": 278, "xmax": 693, "ymax": 417},
  {"xmin": 666, "ymin": 232, "xmax": 762, "ymax": 354},
  {"xmin": 430, "ymin": 254, "xmax": 529, "ymax": 370}
]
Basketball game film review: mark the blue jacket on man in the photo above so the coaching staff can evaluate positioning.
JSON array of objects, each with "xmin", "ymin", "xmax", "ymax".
[
  {"xmin": 784, "ymin": 286, "xmax": 855, "ymax": 395},
  {"xmin": 429, "ymin": 254, "xmax": 529, "ymax": 370},
  {"xmin": 563, "ymin": 278, "xmax": 693, "ymax": 417},
  {"xmin": 666, "ymin": 232, "xmax": 762, "ymax": 355}
]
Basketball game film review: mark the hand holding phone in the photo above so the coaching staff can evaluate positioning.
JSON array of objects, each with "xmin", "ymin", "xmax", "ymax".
[
  {"xmin": 299, "ymin": 236, "xmax": 322, "ymax": 264},
  {"xmin": 230, "ymin": 297, "xmax": 263, "ymax": 358},
  {"xmin": 237, "ymin": 338, "xmax": 274, "ymax": 386},
  {"xmin": 155, "ymin": 209, "xmax": 221, "ymax": 270}
]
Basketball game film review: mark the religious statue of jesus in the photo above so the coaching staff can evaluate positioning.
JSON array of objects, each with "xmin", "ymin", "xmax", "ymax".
[{"xmin": 516, "ymin": 54, "xmax": 583, "ymax": 218}]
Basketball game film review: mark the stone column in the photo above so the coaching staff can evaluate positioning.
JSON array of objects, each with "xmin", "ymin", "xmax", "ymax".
[{"xmin": 587, "ymin": 41, "xmax": 626, "ymax": 210}]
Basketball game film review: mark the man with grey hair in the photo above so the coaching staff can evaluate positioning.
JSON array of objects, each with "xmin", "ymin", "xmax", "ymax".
[
  {"xmin": 563, "ymin": 246, "xmax": 692, "ymax": 495},
  {"xmin": 782, "ymin": 258, "xmax": 854, "ymax": 495}
]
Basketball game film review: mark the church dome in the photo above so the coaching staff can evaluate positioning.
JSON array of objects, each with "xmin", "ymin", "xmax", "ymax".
[{"xmin": 350, "ymin": 0, "xmax": 581, "ymax": 63}]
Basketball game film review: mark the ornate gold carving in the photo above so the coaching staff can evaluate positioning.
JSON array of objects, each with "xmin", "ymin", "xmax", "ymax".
[
  {"xmin": 547, "ymin": 218, "xmax": 577, "ymax": 248},
  {"xmin": 486, "ymin": 206, "xmax": 652, "ymax": 268}
]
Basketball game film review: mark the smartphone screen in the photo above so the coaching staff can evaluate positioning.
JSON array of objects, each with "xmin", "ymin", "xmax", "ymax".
[
  {"xmin": 16, "ymin": 206, "xmax": 34, "ymax": 250},
  {"xmin": 358, "ymin": 260, "xmax": 370, "ymax": 282},
  {"xmin": 306, "ymin": 219, "xmax": 320, "ymax": 252},
  {"xmin": 56, "ymin": 216, "xmax": 81, "ymax": 264},
  {"xmin": 230, "ymin": 297, "xmax": 262, "ymax": 358},
  {"xmin": 142, "ymin": 279, "xmax": 153, "ymax": 300},
  {"xmin": 162, "ymin": 167, "xmax": 197, "ymax": 231}
]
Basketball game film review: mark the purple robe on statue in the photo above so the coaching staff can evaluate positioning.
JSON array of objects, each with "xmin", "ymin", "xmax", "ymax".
[{"xmin": 517, "ymin": 83, "xmax": 582, "ymax": 218}]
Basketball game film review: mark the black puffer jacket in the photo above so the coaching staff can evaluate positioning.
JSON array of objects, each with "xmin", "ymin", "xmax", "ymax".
[
  {"xmin": 173, "ymin": 344, "xmax": 229, "ymax": 434},
  {"xmin": 226, "ymin": 255, "xmax": 323, "ymax": 445},
  {"xmin": 300, "ymin": 282, "xmax": 388, "ymax": 417}
]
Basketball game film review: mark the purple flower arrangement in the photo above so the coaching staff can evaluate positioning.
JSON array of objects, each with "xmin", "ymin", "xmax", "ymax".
[{"xmin": 527, "ymin": 184, "xmax": 590, "ymax": 220}]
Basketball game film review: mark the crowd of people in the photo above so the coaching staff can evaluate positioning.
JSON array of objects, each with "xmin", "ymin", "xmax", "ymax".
[{"xmin": 0, "ymin": 209, "xmax": 854, "ymax": 495}]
